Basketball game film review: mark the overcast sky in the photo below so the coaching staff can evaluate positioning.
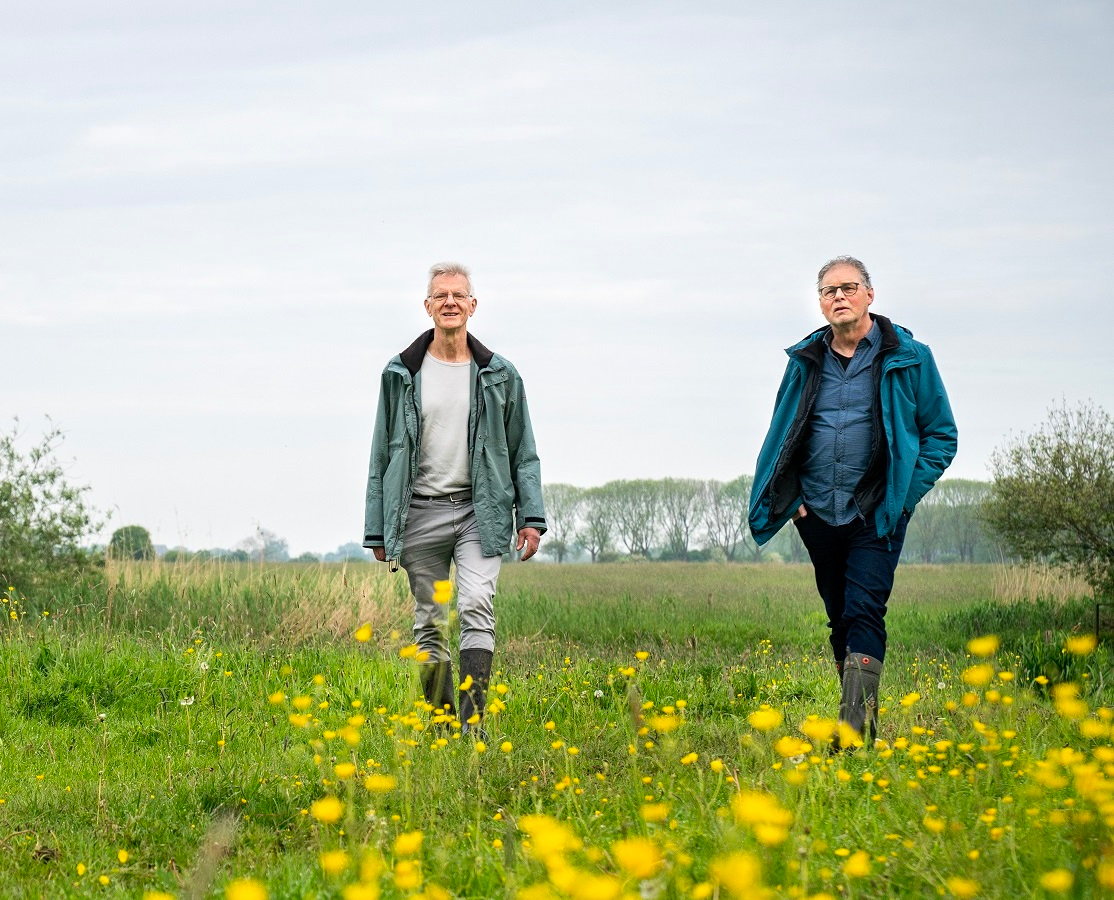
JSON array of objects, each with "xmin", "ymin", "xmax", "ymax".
[{"xmin": 3, "ymin": 1, "xmax": 1112, "ymax": 555}]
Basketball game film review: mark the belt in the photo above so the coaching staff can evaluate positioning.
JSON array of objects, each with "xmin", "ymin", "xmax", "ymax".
[{"xmin": 411, "ymin": 491, "xmax": 473, "ymax": 503}]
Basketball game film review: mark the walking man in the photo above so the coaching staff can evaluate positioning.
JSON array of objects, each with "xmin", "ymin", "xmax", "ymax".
[
  {"xmin": 364, "ymin": 262, "xmax": 546, "ymax": 735},
  {"xmin": 749, "ymin": 256, "xmax": 957, "ymax": 745}
]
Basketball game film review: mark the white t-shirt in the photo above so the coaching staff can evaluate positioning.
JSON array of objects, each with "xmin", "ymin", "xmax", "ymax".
[{"xmin": 413, "ymin": 352, "xmax": 472, "ymax": 496}]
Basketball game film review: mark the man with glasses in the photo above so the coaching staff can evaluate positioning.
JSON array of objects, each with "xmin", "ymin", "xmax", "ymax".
[
  {"xmin": 749, "ymin": 256, "xmax": 956, "ymax": 747},
  {"xmin": 364, "ymin": 261, "xmax": 546, "ymax": 738}
]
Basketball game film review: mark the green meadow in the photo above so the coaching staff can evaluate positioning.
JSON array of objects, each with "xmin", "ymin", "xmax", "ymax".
[{"xmin": 1, "ymin": 561, "xmax": 1110, "ymax": 900}]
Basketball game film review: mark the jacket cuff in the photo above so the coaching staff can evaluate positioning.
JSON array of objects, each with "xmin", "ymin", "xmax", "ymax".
[
  {"xmin": 363, "ymin": 534, "xmax": 384, "ymax": 548},
  {"xmin": 520, "ymin": 517, "xmax": 547, "ymax": 535}
]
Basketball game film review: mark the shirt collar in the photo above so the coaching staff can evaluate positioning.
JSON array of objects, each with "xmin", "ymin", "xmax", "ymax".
[{"xmin": 824, "ymin": 317, "xmax": 880, "ymax": 351}]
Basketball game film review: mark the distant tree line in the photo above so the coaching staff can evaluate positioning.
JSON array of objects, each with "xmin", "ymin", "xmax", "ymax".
[{"xmin": 542, "ymin": 477, "xmax": 1005, "ymax": 564}]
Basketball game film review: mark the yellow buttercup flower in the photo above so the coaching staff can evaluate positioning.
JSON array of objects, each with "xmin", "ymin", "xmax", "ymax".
[
  {"xmin": 748, "ymin": 707, "xmax": 783, "ymax": 731},
  {"xmin": 842, "ymin": 850, "xmax": 871, "ymax": 878},
  {"xmin": 709, "ymin": 851, "xmax": 761, "ymax": 898},
  {"xmin": 966, "ymin": 635, "xmax": 1000, "ymax": 657},
  {"xmin": 1039, "ymin": 869, "xmax": 1073, "ymax": 893},
  {"xmin": 946, "ymin": 876, "xmax": 980, "ymax": 898},
  {"xmin": 394, "ymin": 830, "xmax": 424, "ymax": 856},
  {"xmin": 640, "ymin": 802, "xmax": 671, "ymax": 823},
  {"xmin": 1065, "ymin": 634, "xmax": 1098, "ymax": 655},
  {"xmin": 310, "ymin": 796, "xmax": 344, "ymax": 824},
  {"xmin": 354, "ymin": 623, "xmax": 372, "ymax": 642},
  {"xmin": 363, "ymin": 774, "xmax": 398, "ymax": 793},
  {"xmin": 117, "ymin": 849, "xmax": 129, "ymax": 864},
  {"xmin": 611, "ymin": 836, "xmax": 663, "ymax": 879},
  {"xmin": 961, "ymin": 664, "xmax": 994, "ymax": 687},
  {"xmin": 319, "ymin": 850, "xmax": 350, "ymax": 875},
  {"xmin": 225, "ymin": 880, "xmax": 268, "ymax": 900},
  {"xmin": 432, "ymin": 580, "xmax": 453, "ymax": 604},
  {"xmin": 799, "ymin": 717, "xmax": 836, "ymax": 743},
  {"xmin": 334, "ymin": 762, "xmax": 357, "ymax": 780}
]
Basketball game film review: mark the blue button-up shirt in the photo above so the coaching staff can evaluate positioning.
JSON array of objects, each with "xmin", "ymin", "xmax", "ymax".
[{"xmin": 799, "ymin": 321, "xmax": 880, "ymax": 526}]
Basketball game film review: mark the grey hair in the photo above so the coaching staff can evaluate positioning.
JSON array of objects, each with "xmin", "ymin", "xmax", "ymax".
[
  {"xmin": 817, "ymin": 255, "xmax": 871, "ymax": 291},
  {"xmin": 427, "ymin": 261, "xmax": 473, "ymax": 297}
]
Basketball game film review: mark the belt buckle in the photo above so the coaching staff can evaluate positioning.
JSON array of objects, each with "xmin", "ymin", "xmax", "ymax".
[{"xmin": 449, "ymin": 492, "xmax": 466, "ymax": 503}]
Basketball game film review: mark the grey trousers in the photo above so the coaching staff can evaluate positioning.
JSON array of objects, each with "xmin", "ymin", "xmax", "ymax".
[{"xmin": 399, "ymin": 498, "xmax": 502, "ymax": 659}]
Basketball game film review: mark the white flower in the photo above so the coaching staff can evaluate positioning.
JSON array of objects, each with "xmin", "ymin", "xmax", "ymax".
[
  {"xmin": 199, "ymin": 661, "xmax": 209, "ymax": 672},
  {"xmin": 937, "ymin": 682, "xmax": 946, "ymax": 690},
  {"xmin": 594, "ymin": 690, "xmax": 604, "ymax": 699},
  {"xmin": 98, "ymin": 713, "xmax": 107, "ymax": 721},
  {"xmin": 180, "ymin": 696, "xmax": 195, "ymax": 706}
]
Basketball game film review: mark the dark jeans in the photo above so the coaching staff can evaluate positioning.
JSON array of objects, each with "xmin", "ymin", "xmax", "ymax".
[{"xmin": 794, "ymin": 510, "xmax": 908, "ymax": 665}]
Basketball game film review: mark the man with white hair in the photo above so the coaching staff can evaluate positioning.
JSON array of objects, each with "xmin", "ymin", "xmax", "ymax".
[{"xmin": 364, "ymin": 262, "xmax": 546, "ymax": 737}]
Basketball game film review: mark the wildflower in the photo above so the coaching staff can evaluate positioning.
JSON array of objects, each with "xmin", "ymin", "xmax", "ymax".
[
  {"xmin": 900, "ymin": 692, "xmax": 921, "ymax": 707},
  {"xmin": 335, "ymin": 762, "xmax": 357, "ymax": 780},
  {"xmin": 399, "ymin": 645, "xmax": 419, "ymax": 659},
  {"xmin": 680, "ymin": 752, "xmax": 698, "ymax": 765},
  {"xmin": 961, "ymin": 664, "xmax": 994, "ymax": 687},
  {"xmin": 800, "ymin": 717, "xmax": 836, "ymax": 743},
  {"xmin": 364, "ymin": 774, "xmax": 398, "ymax": 792},
  {"xmin": 225, "ymin": 880, "xmax": 268, "ymax": 900},
  {"xmin": 710, "ymin": 759, "xmax": 725, "ymax": 773},
  {"xmin": 648, "ymin": 715, "xmax": 681, "ymax": 733},
  {"xmin": 99, "ymin": 876, "xmax": 110, "ymax": 886},
  {"xmin": 731, "ymin": 790, "xmax": 793, "ymax": 846},
  {"xmin": 501, "ymin": 741, "xmax": 513, "ymax": 753},
  {"xmin": 342, "ymin": 887, "xmax": 378, "ymax": 900},
  {"xmin": 1065, "ymin": 634, "xmax": 1098, "ymax": 655},
  {"xmin": 640, "ymin": 802, "xmax": 671, "ymax": 823},
  {"xmin": 946, "ymin": 876, "xmax": 979, "ymax": 897},
  {"xmin": 611, "ymin": 836, "xmax": 663, "ymax": 879},
  {"xmin": 394, "ymin": 859, "xmax": 421, "ymax": 890},
  {"xmin": 922, "ymin": 815, "xmax": 946, "ymax": 833},
  {"xmin": 292, "ymin": 695, "xmax": 312, "ymax": 711},
  {"xmin": 748, "ymin": 707, "xmax": 783, "ymax": 731},
  {"xmin": 77, "ymin": 863, "xmax": 86, "ymax": 876},
  {"xmin": 709, "ymin": 851, "xmax": 761, "ymax": 898},
  {"xmin": 966, "ymin": 635, "xmax": 1000, "ymax": 657},
  {"xmin": 1038, "ymin": 870, "xmax": 1074, "ymax": 893},
  {"xmin": 117, "ymin": 849, "xmax": 129, "ymax": 864},
  {"xmin": 354, "ymin": 623, "xmax": 372, "ymax": 642},
  {"xmin": 320, "ymin": 850, "xmax": 349, "ymax": 875},
  {"xmin": 310, "ymin": 796, "xmax": 344, "ymax": 824},
  {"xmin": 519, "ymin": 814, "xmax": 582, "ymax": 861},
  {"xmin": 475, "ymin": 741, "xmax": 487, "ymax": 753},
  {"xmin": 432, "ymin": 580, "xmax": 453, "ymax": 604},
  {"xmin": 143, "ymin": 893, "xmax": 176, "ymax": 900},
  {"xmin": 842, "ymin": 850, "xmax": 871, "ymax": 878},
  {"xmin": 179, "ymin": 696, "xmax": 195, "ymax": 707},
  {"xmin": 267, "ymin": 691, "xmax": 286, "ymax": 705},
  {"xmin": 773, "ymin": 736, "xmax": 810, "ymax": 758},
  {"xmin": 394, "ymin": 830, "xmax": 424, "ymax": 856}
]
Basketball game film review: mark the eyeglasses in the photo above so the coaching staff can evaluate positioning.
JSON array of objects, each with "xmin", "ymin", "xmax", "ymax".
[
  {"xmin": 429, "ymin": 291, "xmax": 473, "ymax": 303},
  {"xmin": 820, "ymin": 282, "xmax": 863, "ymax": 300}
]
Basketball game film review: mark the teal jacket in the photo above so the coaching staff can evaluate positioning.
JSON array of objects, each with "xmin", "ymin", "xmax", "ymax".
[
  {"xmin": 363, "ymin": 331, "xmax": 547, "ymax": 560},
  {"xmin": 749, "ymin": 315, "xmax": 957, "ymax": 544}
]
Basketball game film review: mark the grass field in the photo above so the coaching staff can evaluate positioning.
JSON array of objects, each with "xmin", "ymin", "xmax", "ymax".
[{"xmin": 1, "ymin": 561, "xmax": 1110, "ymax": 899}]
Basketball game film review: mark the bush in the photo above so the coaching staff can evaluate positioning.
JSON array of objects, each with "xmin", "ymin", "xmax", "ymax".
[
  {"xmin": 108, "ymin": 525, "xmax": 155, "ymax": 560},
  {"xmin": 0, "ymin": 419, "xmax": 100, "ymax": 589},
  {"xmin": 984, "ymin": 401, "xmax": 1114, "ymax": 599}
]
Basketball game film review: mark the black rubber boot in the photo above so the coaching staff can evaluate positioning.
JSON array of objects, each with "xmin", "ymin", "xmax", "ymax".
[
  {"xmin": 419, "ymin": 661, "xmax": 456, "ymax": 718},
  {"xmin": 458, "ymin": 648, "xmax": 493, "ymax": 739},
  {"xmin": 839, "ymin": 650, "xmax": 883, "ymax": 748}
]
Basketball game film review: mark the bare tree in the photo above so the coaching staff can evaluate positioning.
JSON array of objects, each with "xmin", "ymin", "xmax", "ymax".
[
  {"xmin": 934, "ymin": 479, "xmax": 992, "ymax": 562},
  {"xmin": 541, "ymin": 483, "xmax": 584, "ymax": 563},
  {"xmin": 609, "ymin": 479, "xmax": 660, "ymax": 557},
  {"xmin": 657, "ymin": 478, "xmax": 707, "ymax": 560},
  {"xmin": 705, "ymin": 475, "xmax": 754, "ymax": 561},
  {"xmin": 576, "ymin": 487, "xmax": 616, "ymax": 563}
]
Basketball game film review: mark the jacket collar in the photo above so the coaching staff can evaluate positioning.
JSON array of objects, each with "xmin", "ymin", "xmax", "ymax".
[
  {"xmin": 398, "ymin": 329, "xmax": 496, "ymax": 375},
  {"xmin": 789, "ymin": 314, "xmax": 904, "ymax": 364}
]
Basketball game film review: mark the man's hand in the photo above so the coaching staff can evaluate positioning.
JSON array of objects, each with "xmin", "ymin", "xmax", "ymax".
[
  {"xmin": 372, "ymin": 547, "xmax": 387, "ymax": 562},
  {"xmin": 516, "ymin": 527, "xmax": 542, "ymax": 561},
  {"xmin": 792, "ymin": 504, "xmax": 808, "ymax": 523}
]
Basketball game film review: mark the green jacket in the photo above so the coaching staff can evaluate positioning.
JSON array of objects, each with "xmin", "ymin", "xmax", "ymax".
[{"xmin": 363, "ymin": 330, "xmax": 547, "ymax": 560}]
